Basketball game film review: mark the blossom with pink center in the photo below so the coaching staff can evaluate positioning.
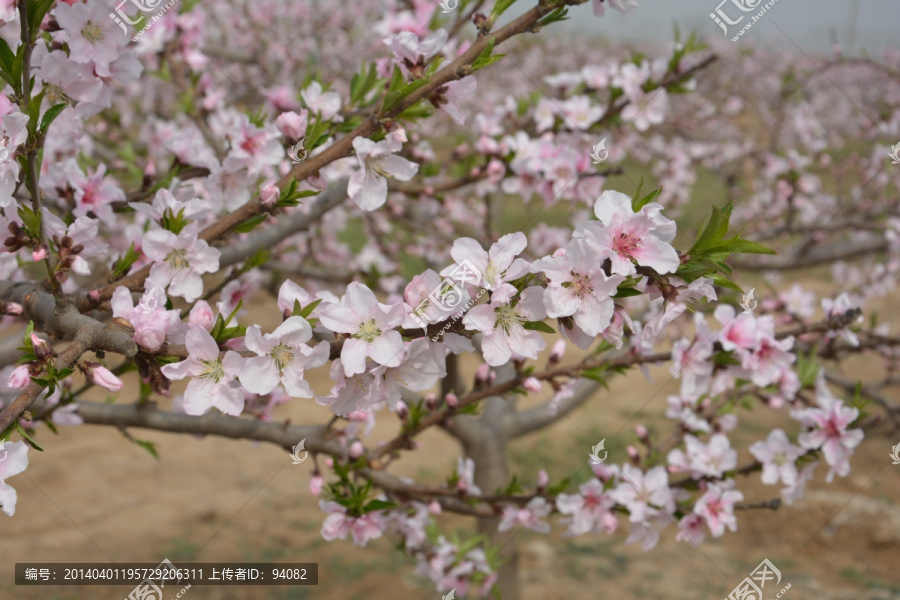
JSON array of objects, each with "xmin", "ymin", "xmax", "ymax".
[
  {"xmin": 821, "ymin": 292, "xmax": 861, "ymax": 346},
  {"xmin": 749, "ymin": 429, "xmax": 804, "ymax": 486},
  {"xmin": 667, "ymin": 434, "xmax": 737, "ymax": 479},
  {"xmin": 52, "ymin": 160, "xmax": 124, "ymax": 226},
  {"xmin": 241, "ymin": 317, "xmax": 330, "ymax": 397},
  {"xmin": 556, "ymin": 478, "xmax": 619, "ymax": 535},
  {"xmin": 643, "ymin": 277, "xmax": 717, "ymax": 339},
  {"xmin": 463, "ymin": 285, "xmax": 547, "ymax": 366},
  {"xmin": 348, "ymin": 136, "xmax": 419, "ymax": 211},
  {"xmin": 582, "ymin": 190, "xmax": 679, "ymax": 276},
  {"xmin": 223, "ymin": 115, "xmax": 284, "ymax": 177},
  {"xmin": 0, "ymin": 440, "xmax": 28, "ymax": 516},
  {"xmin": 319, "ymin": 500, "xmax": 385, "ymax": 547},
  {"xmin": 693, "ymin": 483, "xmax": 743, "ymax": 538},
  {"xmin": 713, "ymin": 304, "xmax": 760, "ymax": 354},
  {"xmin": 670, "ymin": 337, "xmax": 713, "ymax": 398},
  {"xmin": 531, "ymin": 237, "xmax": 625, "ymax": 336},
  {"xmin": 675, "ymin": 513, "xmax": 706, "ymax": 545},
  {"xmin": 611, "ymin": 464, "xmax": 675, "ymax": 524},
  {"xmin": 143, "ymin": 225, "xmax": 220, "ymax": 303},
  {"xmin": 791, "ymin": 383, "xmax": 863, "ymax": 481},
  {"xmin": 160, "ymin": 327, "xmax": 246, "ymax": 416},
  {"xmin": 561, "ymin": 95, "xmax": 604, "ymax": 130},
  {"xmin": 442, "ymin": 232, "xmax": 531, "ymax": 291},
  {"xmin": 498, "ymin": 497, "xmax": 552, "ymax": 533},
  {"xmin": 318, "ymin": 282, "xmax": 406, "ymax": 377},
  {"xmin": 742, "ymin": 331, "xmax": 795, "ymax": 387}
]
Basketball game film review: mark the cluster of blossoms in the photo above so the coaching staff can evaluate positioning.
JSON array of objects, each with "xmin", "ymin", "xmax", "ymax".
[{"xmin": 0, "ymin": 0, "xmax": 896, "ymax": 598}]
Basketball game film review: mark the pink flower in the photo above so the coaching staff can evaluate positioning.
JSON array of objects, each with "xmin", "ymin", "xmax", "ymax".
[
  {"xmin": 749, "ymin": 429, "xmax": 804, "ymax": 486},
  {"xmin": 667, "ymin": 434, "xmax": 737, "ymax": 479},
  {"xmin": 224, "ymin": 115, "xmax": 284, "ymax": 177},
  {"xmin": 301, "ymin": 81, "xmax": 343, "ymax": 121},
  {"xmin": 309, "ymin": 474, "xmax": 324, "ymax": 496},
  {"xmin": 791, "ymin": 383, "xmax": 863, "ymax": 481},
  {"xmin": 241, "ymin": 317, "xmax": 330, "ymax": 397},
  {"xmin": 259, "ymin": 184, "xmax": 280, "ymax": 208},
  {"xmin": 318, "ymin": 282, "xmax": 406, "ymax": 377},
  {"xmin": 348, "ymin": 136, "xmax": 418, "ymax": 211},
  {"xmin": 612, "ymin": 465, "xmax": 675, "ymax": 524},
  {"xmin": 462, "ymin": 285, "xmax": 547, "ymax": 366},
  {"xmin": 83, "ymin": 362, "xmax": 124, "ymax": 393},
  {"xmin": 442, "ymin": 232, "xmax": 531, "ymax": 291},
  {"xmin": 556, "ymin": 478, "xmax": 619, "ymax": 535},
  {"xmin": 621, "ymin": 89, "xmax": 668, "ymax": 132},
  {"xmin": 498, "ymin": 497, "xmax": 551, "ymax": 533},
  {"xmin": 693, "ymin": 483, "xmax": 742, "ymax": 538},
  {"xmin": 675, "ymin": 513, "xmax": 706, "ymax": 545},
  {"xmin": 583, "ymin": 190, "xmax": 679, "ymax": 276},
  {"xmin": 111, "ymin": 286, "xmax": 173, "ymax": 352},
  {"xmin": 129, "ymin": 189, "xmax": 211, "ymax": 223},
  {"xmin": 66, "ymin": 162, "xmax": 124, "ymax": 226},
  {"xmin": 714, "ymin": 305, "xmax": 760, "ymax": 353},
  {"xmin": 436, "ymin": 76, "xmax": 476, "ymax": 125},
  {"xmin": 55, "ymin": 1, "xmax": 126, "ymax": 78},
  {"xmin": 0, "ymin": 440, "xmax": 29, "ymax": 516},
  {"xmin": 6, "ymin": 365, "xmax": 29, "ymax": 389},
  {"xmin": 319, "ymin": 500, "xmax": 384, "ymax": 547},
  {"xmin": 532, "ymin": 237, "xmax": 624, "ymax": 336},
  {"xmin": 160, "ymin": 327, "xmax": 246, "ymax": 416},
  {"xmin": 143, "ymin": 225, "xmax": 220, "ymax": 303},
  {"xmin": 382, "ymin": 28, "xmax": 448, "ymax": 77},
  {"xmin": 275, "ymin": 110, "xmax": 308, "ymax": 140}
]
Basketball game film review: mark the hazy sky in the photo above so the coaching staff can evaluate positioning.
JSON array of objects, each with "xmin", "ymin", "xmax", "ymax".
[{"xmin": 536, "ymin": 0, "xmax": 898, "ymax": 53}]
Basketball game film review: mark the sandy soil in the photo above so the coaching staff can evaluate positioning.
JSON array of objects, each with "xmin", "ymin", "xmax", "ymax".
[{"xmin": 2, "ymin": 284, "xmax": 899, "ymax": 600}]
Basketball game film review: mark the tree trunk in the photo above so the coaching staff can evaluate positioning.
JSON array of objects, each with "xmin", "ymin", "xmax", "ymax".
[{"xmin": 463, "ymin": 396, "xmax": 520, "ymax": 600}]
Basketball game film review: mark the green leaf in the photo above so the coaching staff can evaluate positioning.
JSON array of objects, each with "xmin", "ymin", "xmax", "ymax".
[
  {"xmin": 471, "ymin": 38, "xmax": 505, "ymax": 72},
  {"xmin": 16, "ymin": 423, "xmax": 43, "ymax": 451},
  {"xmin": 111, "ymin": 243, "xmax": 141, "ymax": 279},
  {"xmin": 688, "ymin": 202, "xmax": 732, "ymax": 256},
  {"xmin": 241, "ymin": 248, "xmax": 269, "ymax": 272},
  {"xmin": 633, "ymin": 186, "xmax": 662, "ymax": 212},
  {"xmin": 134, "ymin": 438, "xmax": 160, "ymax": 460},
  {"xmin": 362, "ymin": 499, "xmax": 397, "ymax": 514},
  {"xmin": 298, "ymin": 298, "xmax": 323, "ymax": 319},
  {"xmin": 350, "ymin": 62, "xmax": 380, "ymax": 105},
  {"xmin": 704, "ymin": 238, "xmax": 777, "ymax": 256},
  {"xmin": 613, "ymin": 287, "xmax": 642, "ymax": 298},
  {"xmin": 232, "ymin": 213, "xmax": 267, "ymax": 233},
  {"xmin": 490, "ymin": 0, "xmax": 517, "ymax": 21},
  {"xmin": 796, "ymin": 351, "xmax": 820, "ymax": 388},
  {"xmin": 523, "ymin": 321, "xmax": 555, "ymax": 334},
  {"xmin": 39, "ymin": 103, "xmax": 68, "ymax": 135},
  {"xmin": 537, "ymin": 6, "xmax": 569, "ymax": 27}
]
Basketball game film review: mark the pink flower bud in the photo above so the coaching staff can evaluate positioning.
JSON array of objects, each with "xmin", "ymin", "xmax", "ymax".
[
  {"xmin": 428, "ymin": 500, "xmax": 442, "ymax": 515},
  {"xmin": 627, "ymin": 445, "xmax": 640, "ymax": 463},
  {"xmin": 475, "ymin": 363, "xmax": 491, "ymax": 383},
  {"xmin": 8, "ymin": 364, "xmax": 31, "ymax": 388},
  {"xmin": 260, "ymin": 184, "xmax": 280, "ymax": 208},
  {"xmin": 84, "ymin": 362, "xmax": 124, "ymax": 393},
  {"xmin": 549, "ymin": 339, "xmax": 566, "ymax": 364},
  {"xmin": 635, "ymin": 425, "xmax": 649, "ymax": 443},
  {"xmin": 188, "ymin": 301, "xmax": 215, "ymax": 330},
  {"xmin": 324, "ymin": 457, "xmax": 334, "ymax": 468},
  {"xmin": 444, "ymin": 393, "xmax": 458, "ymax": 408},
  {"xmin": 144, "ymin": 159, "xmax": 157, "ymax": 177},
  {"xmin": 537, "ymin": 469, "xmax": 549, "ymax": 489},
  {"xmin": 349, "ymin": 441, "xmax": 365, "ymax": 459},
  {"xmin": 424, "ymin": 393, "xmax": 437, "ymax": 410},
  {"xmin": 522, "ymin": 377, "xmax": 542, "ymax": 394},
  {"xmin": 32, "ymin": 246, "xmax": 47, "ymax": 261},
  {"xmin": 275, "ymin": 110, "xmax": 308, "ymax": 140},
  {"xmin": 88, "ymin": 289, "xmax": 100, "ymax": 301},
  {"xmin": 396, "ymin": 400, "xmax": 409, "ymax": 420},
  {"xmin": 70, "ymin": 255, "xmax": 91, "ymax": 276},
  {"xmin": 3, "ymin": 302, "xmax": 22, "ymax": 315},
  {"xmin": 31, "ymin": 333, "xmax": 51, "ymax": 361},
  {"xmin": 309, "ymin": 474, "xmax": 324, "ymax": 496}
]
